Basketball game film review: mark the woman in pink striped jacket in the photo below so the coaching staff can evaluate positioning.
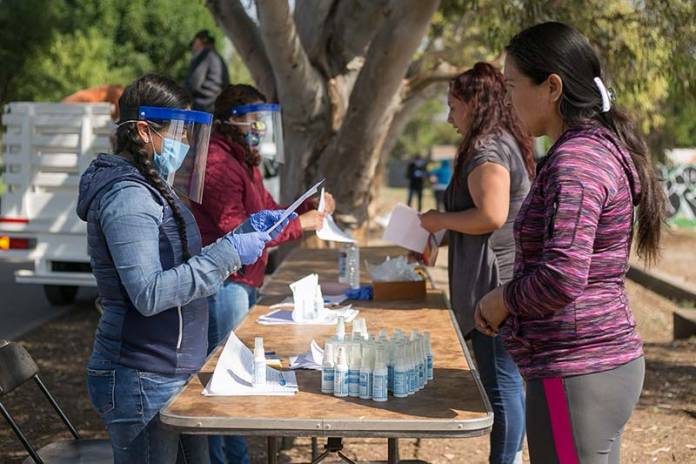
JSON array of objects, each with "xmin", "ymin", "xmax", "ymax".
[{"xmin": 476, "ymin": 22, "xmax": 666, "ymax": 463}]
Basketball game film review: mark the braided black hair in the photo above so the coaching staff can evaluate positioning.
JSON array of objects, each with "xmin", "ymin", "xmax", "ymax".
[{"xmin": 114, "ymin": 74, "xmax": 193, "ymax": 260}]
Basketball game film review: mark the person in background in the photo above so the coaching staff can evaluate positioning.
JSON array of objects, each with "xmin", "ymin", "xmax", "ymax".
[
  {"xmin": 419, "ymin": 62, "xmax": 535, "ymax": 464},
  {"xmin": 185, "ymin": 29, "xmax": 230, "ymax": 112},
  {"xmin": 429, "ymin": 159, "xmax": 453, "ymax": 211},
  {"xmin": 406, "ymin": 154, "xmax": 428, "ymax": 211},
  {"xmin": 78, "ymin": 74, "xmax": 291, "ymax": 463},
  {"xmin": 191, "ymin": 83, "xmax": 335, "ymax": 464},
  {"xmin": 476, "ymin": 22, "xmax": 666, "ymax": 463}
]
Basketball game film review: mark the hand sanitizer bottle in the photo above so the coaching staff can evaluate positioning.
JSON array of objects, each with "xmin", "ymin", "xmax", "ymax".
[
  {"xmin": 372, "ymin": 346, "xmax": 388, "ymax": 402},
  {"xmin": 336, "ymin": 316, "xmax": 346, "ymax": 340},
  {"xmin": 333, "ymin": 345, "xmax": 349, "ymax": 397},
  {"xmin": 359, "ymin": 343, "xmax": 373, "ymax": 399},
  {"xmin": 351, "ymin": 320, "xmax": 361, "ymax": 341},
  {"xmin": 321, "ymin": 343, "xmax": 336, "ymax": 394},
  {"xmin": 393, "ymin": 345, "xmax": 408, "ymax": 398},
  {"xmin": 312, "ymin": 283, "xmax": 323, "ymax": 320},
  {"xmin": 407, "ymin": 342, "xmax": 416, "ymax": 395},
  {"xmin": 348, "ymin": 342, "xmax": 361, "ymax": 397},
  {"xmin": 253, "ymin": 337, "xmax": 266, "ymax": 386},
  {"xmin": 387, "ymin": 341, "xmax": 396, "ymax": 393},
  {"xmin": 417, "ymin": 336, "xmax": 426, "ymax": 390},
  {"xmin": 424, "ymin": 331, "xmax": 434, "ymax": 381}
]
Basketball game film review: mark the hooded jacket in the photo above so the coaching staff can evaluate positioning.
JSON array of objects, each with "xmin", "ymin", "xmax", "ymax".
[
  {"xmin": 78, "ymin": 154, "xmax": 241, "ymax": 375},
  {"xmin": 501, "ymin": 125, "xmax": 644, "ymax": 379}
]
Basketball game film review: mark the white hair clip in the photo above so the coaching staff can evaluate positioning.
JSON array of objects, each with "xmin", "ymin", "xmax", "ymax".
[{"xmin": 593, "ymin": 77, "xmax": 611, "ymax": 113}]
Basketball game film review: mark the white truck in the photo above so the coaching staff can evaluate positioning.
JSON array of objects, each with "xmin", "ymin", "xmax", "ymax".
[{"xmin": 0, "ymin": 102, "xmax": 114, "ymax": 305}]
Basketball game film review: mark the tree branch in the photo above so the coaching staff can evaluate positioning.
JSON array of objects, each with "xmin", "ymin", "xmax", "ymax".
[
  {"xmin": 294, "ymin": 0, "xmax": 336, "ymax": 68},
  {"xmin": 323, "ymin": 0, "xmax": 391, "ymax": 76},
  {"xmin": 322, "ymin": 0, "xmax": 441, "ymax": 224},
  {"xmin": 255, "ymin": 0, "xmax": 325, "ymax": 119},
  {"xmin": 406, "ymin": 61, "xmax": 469, "ymax": 97},
  {"xmin": 207, "ymin": 0, "xmax": 275, "ymax": 99}
]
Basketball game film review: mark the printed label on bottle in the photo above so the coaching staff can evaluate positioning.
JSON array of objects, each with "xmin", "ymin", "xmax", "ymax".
[
  {"xmin": 394, "ymin": 370, "xmax": 408, "ymax": 397},
  {"xmin": 322, "ymin": 367, "xmax": 335, "ymax": 393},
  {"xmin": 334, "ymin": 370, "xmax": 348, "ymax": 397},
  {"xmin": 373, "ymin": 374, "xmax": 388, "ymax": 401}
]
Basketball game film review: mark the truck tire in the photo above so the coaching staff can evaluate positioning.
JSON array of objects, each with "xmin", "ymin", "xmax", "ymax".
[{"xmin": 43, "ymin": 285, "xmax": 78, "ymax": 306}]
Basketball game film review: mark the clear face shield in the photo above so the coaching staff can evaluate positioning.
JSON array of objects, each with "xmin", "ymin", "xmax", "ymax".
[
  {"xmin": 229, "ymin": 103, "xmax": 284, "ymax": 163},
  {"xmin": 137, "ymin": 106, "xmax": 212, "ymax": 203}
]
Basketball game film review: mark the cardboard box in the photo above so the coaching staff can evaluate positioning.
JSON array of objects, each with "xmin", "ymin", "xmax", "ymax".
[{"xmin": 372, "ymin": 279, "xmax": 427, "ymax": 301}]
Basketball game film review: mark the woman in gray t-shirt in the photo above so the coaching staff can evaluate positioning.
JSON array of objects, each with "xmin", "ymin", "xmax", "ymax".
[{"xmin": 420, "ymin": 63, "xmax": 535, "ymax": 464}]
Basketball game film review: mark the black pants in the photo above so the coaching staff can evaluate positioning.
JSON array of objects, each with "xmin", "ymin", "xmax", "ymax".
[{"xmin": 407, "ymin": 186, "xmax": 423, "ymax": 211}]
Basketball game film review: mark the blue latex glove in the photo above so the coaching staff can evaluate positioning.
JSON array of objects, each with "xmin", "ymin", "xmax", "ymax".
[
  {"xmin": 345, "ymin": 285, "xmax": 373, "ymax": 301},
  {"xmin": 236, "ymin": 210, "xmax": 299, "ymax": 240},
  {"xmin": 226, "ymin": 231, "xmax": 271, "ymax": 265}
]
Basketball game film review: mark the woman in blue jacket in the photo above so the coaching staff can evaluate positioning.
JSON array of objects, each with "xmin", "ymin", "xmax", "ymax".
[{"xmin": 77, "ymin": 74, "xmax": 292, "ymax": 463}]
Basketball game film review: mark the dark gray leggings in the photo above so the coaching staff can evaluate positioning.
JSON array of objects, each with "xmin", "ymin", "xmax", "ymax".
[{"xmin": 526, "ymin": 356, "xmax": 645, "ymax": 464}]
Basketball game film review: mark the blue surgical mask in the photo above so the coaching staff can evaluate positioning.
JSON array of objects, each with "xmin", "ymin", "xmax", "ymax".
[
  {"xmin": 150, "ymin": 129, "xmax": 190, "ymax": 178},
  {"xmin": 244, "ymin": 131, "xmax": 261, "ymax": 147}
]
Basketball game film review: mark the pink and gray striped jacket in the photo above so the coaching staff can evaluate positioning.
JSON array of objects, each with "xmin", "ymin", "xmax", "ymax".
[{"xmin": 501, "ymin": 124, "xmax": 644, "ymax": 379}]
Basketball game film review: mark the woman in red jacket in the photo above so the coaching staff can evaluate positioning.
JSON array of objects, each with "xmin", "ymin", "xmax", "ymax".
[{"xmin": 191, "ymin": 84, "xmax": 334, "ymax": 464}]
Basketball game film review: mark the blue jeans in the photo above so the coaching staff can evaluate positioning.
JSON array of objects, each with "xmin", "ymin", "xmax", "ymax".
[
  {"xmin": 86, "ymin": 359, "xmax": 208, "ymax": 463},
  {"xmin": 471, "ymin": 330, "xmax": 526, "ymax": 464},
  {"xmin": 207, "ymin": 280, "xmax": 257, "ymax": 464}
]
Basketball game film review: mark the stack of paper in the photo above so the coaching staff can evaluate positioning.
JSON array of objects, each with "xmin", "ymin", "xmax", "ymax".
[
  {"xmin": 269, "ymin": 294, "xmax": 348, "ymax": 307},
  {"xmin": 257, "ymin": 305, "xmax": 358, "ymax": 326},
  {"xmin": 288, "ymin": 339, "xmax": 324, "ymax": 370},
  {"xmin": 202, "ymin": 331, "xmax": 298, "ymax": 396}
]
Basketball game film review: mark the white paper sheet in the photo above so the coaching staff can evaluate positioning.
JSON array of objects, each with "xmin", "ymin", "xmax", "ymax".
[
  {"xmin": 268, "ymin": 294, "xmax": 348, "ymax": 307},
  {"xmin": 316, "ymin": 187, "xmax": 356, "ymax": 243},
  {"xmin": 267, "ymin": 178, "xmax": 325, "ymax": 234},
  {"xmin": 288, "ymin": 339, "xmax": 324, "ymax": 370},
  {"xmin": 383, "ymin": 203, "xmax": 445, "ymax": 252},
  {"xmin": 202, "ymin": 331, "xmax": 298, "ymax": 396},
  {"xmin": 317, "ymin": 215, "xmax": 356, "ymax": 243},
  {"xmin": 257, "ymin": 306, "xmax": 358, "ymax": 325},
  {"xmin": 289, "ymin": 273, "xmax": 320, "ymax": 322}
]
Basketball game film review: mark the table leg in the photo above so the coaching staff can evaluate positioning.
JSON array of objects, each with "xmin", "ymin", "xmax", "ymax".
[
  {"xmin": 388, "ymin": 438, "xmax": 400, "ymax": 464},
  {"xmin": 267, "ymin": 436, "xmax": 279, "ymax": 464},
  {"xmin": 311, "ymin": 437, "xmax": 319, "ymax": 460}
]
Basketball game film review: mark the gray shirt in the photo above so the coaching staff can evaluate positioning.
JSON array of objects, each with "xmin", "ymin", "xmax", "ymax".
[{"xmin": 445, "ymin": 131, "xmax": 531, "ymax": 336}]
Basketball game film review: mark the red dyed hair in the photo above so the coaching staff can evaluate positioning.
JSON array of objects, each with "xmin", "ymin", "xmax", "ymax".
[{"xmin": 449, "ymin": 62, "xmax": 535, "ymax": 183}]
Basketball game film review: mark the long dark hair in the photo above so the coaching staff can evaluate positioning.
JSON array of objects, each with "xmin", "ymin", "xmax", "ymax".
[
  {"xmin": 114, "ymin": 74, "xmax": 192, "ymax": 260},
  {"xmin": 450, "ymin": 62, "xmax": 535, "ymax": 184},
  {"xmin": 213, "ymin": 84, "xmax": 267, "ymax": 171},
  {"xmin": 506, "ymin": 22, "xmax": 666, "ymax": 262}
]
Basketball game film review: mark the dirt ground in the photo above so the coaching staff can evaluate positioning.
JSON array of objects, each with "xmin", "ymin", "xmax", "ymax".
[
  {"xmin": 1, "ymin": 188, "xmax": 694, "ymax": 463},
  {"xmin": 631, "ymin": 227, "xmax": 696, "ymax": 287},
  {"xmin": 1, "ymin": 272, "xmax": 694, "ymax": 463}
]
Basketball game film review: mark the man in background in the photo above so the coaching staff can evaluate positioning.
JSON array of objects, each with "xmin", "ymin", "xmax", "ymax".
[
  {"xmin": 406, "ymin": 154, "xmax": 428, "ymax": 212},
  {"xmin": 185, "ymin": 30, "xmax": 229, "ymax": 112}
]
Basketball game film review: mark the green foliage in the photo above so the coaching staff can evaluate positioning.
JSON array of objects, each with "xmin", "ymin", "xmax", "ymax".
[
  {"xmin": 396, "ymin": 0, "xmax": 696, "ymax": 160},
  {"xmin": 227, "ymin": 48, "xmax": 254, "ymax": 86},
  {"xmin": 0, "ymin": 0, "xmax": 222, "ymax": 104},
  {"xmin": 393, "ymin": 95, "xmax": 459, "ymax": 159}
]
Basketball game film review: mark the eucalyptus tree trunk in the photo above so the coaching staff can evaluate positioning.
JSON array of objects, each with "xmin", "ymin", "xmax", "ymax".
[{"xmin": 208, "ymin": 0, "xmax": 447, "ymax": 227}]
